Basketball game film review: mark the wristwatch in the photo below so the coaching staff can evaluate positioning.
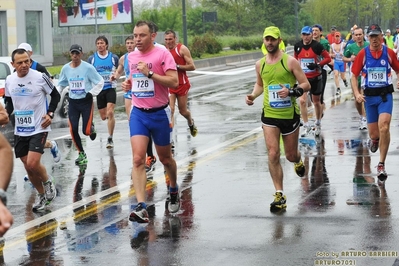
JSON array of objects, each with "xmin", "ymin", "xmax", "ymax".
[
  {"xmin": 0, "ymin": 189, "xmax": 7, "ymax": 206},
  {"xmin": 47, "ymin": 112, "xmax": 54, "ymax": 119},
  {"xmin": 147, "ymin": 71, "xmax": 154, "ymax": 79}
]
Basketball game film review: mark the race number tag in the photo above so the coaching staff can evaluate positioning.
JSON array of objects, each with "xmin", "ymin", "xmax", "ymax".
[
  {"xmin": 367, "ymin": 67, "xmax": 387, "ymax": 86},
  {"xmin": 269, "ymin": 84, "xmax": 292, "ymax": 108},
  {"xmin": 69, "ymin": 77, "xmax": 85, "ymax": 95},
  {"xmin": 15, "ymin": 110, "xmax": 35, "ymax": 133},
  {"xmin": 131, "ymin": 73, "xmax": 155, "ymax": 98},
  {"xmin": 101, "ymin": 71, "xmax": 111, "ymax": 82},
  {"xmin": 300, "ymin": 58, "xmax": 315, "ymax": 73}
]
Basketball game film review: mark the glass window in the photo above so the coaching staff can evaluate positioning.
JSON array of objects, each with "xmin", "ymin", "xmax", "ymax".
[
  {"xmin": 0, "ymin": 62, "xmax": 11, "ymax": 79},
  {"xmin": 25, "ymin": 11, "xmax": 42, "ymax": 55}
]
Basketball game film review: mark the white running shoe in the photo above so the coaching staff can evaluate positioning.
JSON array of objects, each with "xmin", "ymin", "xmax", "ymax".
[
  {"xmin": 359, "ymin": 118, "xmax": 367, "ymax": 130},
  {"xmin": 50, "ymin": 140, "xmax": 61, "ymax": 163}
]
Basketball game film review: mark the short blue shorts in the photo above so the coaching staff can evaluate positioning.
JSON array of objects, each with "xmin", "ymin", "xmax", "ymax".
[
  {"xmin": 333, "ymin": 61, "xmax": 346, "ymax": 73},
  {"xmin": 129, "ymin": 106, "xmax": 172, "ymax": 146},
  {"xmin": 364, "ymin": 93, "xmax": 393, "ymax": 123},
  {"xmin": 124, "ymin": 91, "xmax": 132, "ymax": 99}
]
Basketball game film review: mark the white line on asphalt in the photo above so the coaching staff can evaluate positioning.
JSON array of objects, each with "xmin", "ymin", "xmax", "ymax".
[{"xmin": 4, "ymin": 126, "xmax": 263, "ymax": 246}]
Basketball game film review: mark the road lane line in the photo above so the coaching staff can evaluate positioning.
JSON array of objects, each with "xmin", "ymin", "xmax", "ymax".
[{"xmin": 3, "ymin": 126, "xmax": 264, "ymax": 251}]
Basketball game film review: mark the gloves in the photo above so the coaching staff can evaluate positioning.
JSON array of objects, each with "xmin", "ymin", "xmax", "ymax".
[
  {"xmin": 85, "ymin": 92, "xmax": 93, "ymax": 100},
  {"xmin": 307, "ymin": 63, "xmax": 320, "ymax": 70}
]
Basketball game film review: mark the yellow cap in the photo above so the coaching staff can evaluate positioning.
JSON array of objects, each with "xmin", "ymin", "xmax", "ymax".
[{"xmin": 263, "ymin": 26, "xmax": 281, "ymax": 39}]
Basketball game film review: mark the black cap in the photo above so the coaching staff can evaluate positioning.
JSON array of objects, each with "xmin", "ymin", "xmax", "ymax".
[
  {"xmin": 69, "ymin": 44, "xmax": 83, "ymax": 53},
  {"xmin": 367, "ymin": 24, "xmax": 382, "ymax": 36},
  {"xmin": 331, "ymin": 25, "xmax": 337, "ymax": 30},
  {"xmin": 313, "ymin": 24, "xmax": 323, "ymax": 31}
]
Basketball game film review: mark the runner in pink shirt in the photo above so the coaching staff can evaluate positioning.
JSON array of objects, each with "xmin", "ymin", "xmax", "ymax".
[{"xmin": 122, "ymin": 20, "xmax": 180, "ymax": 223}]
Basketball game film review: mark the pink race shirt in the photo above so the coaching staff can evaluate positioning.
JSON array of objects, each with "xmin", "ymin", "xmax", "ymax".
[{"xmin": 127, "ymin": 46, "xmax": 176, "ymax": 109}]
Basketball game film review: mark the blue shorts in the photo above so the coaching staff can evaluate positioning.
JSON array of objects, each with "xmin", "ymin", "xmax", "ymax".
[
  {"xmin": 124, "ymin": 91, "xmax": 132, "ymax": 99},
  {"xmin": 333, "ymin": 61, "xmax": 346, "ymax": 73},
  {"xmin": 129, "ymin": 106, "xmax": 172, "ymax": 146},
  {"xmin": 364, "ymin": 94, "xmax": 393, "ymax": 123}
]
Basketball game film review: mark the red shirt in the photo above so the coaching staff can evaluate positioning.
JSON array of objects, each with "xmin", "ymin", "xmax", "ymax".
[{"xmin": 168, "ymin": 43, "xmax": 190, "ymax": 86}]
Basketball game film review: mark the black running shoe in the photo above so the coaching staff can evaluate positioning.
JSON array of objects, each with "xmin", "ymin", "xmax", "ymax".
[
  {"xmin": 129, "ymin": 203, "xmax": 149, "ymax": 223},
  {"xmin": 270, "ymin": 192, "xmax": 287, "ymax": 212},
  {"xmin": 89, "ymin": 123, "xmax": 97, "ymax": 141}
]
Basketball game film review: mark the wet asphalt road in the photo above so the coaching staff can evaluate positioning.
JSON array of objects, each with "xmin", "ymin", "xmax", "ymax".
[{"xmin": 2, "ymin": 63, "xmax": 399, "ymax": 266}]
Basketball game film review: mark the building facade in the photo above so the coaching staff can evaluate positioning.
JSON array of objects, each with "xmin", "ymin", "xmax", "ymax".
[{"xmin": 0, "ymin": 0, "xmax": 53, "ymax": 65}]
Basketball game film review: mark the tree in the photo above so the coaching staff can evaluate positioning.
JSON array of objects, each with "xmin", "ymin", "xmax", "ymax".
[{"xmin": 139, "ymin": 6, "xmax": 182, "ymax": 32}]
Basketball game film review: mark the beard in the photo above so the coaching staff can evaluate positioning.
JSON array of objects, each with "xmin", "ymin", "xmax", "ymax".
[{"xmin": 267, "ymin": 44, "xmax": 279, "ymax": 54}]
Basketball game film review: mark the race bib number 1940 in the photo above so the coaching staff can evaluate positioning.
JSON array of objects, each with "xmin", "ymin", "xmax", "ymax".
[{"xmin": 15, "ymin": 110, "xmax": 35, "ymax": 133}]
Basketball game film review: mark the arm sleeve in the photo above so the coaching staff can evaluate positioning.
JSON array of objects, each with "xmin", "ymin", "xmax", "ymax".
[
  {"xmin": 88, "ymin": 66, "xmax": 104, "ymax": 96},
  {"xmin": 36, "ymin": 64, "xmax": 51, "ymax": 78},
  {"xmin": 388, "ymin": 48, "xmax": 399, "ymax": 71},
  {"xmin": 319, "ymin": 49, "xmax": 331, "ymax": 66},
  {"xmin": 48, "ymin": 87, "xmax": 61, "ymax": 113},
  {"xmin": 40, "ymin": 74, "xmax": 60, "ymax": 113}
]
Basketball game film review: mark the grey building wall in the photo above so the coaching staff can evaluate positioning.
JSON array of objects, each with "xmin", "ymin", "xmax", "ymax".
[{"xmin": 15, "ymin": 0, "xmax": 53, "ymax": 65}]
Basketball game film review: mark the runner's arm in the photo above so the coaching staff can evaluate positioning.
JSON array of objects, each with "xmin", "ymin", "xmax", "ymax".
[
  {"xmin": 111, "ymin": 54, "xmax": 125, "ymax": 81},
  {"xmin": 319, "ymin": 49, "xmax": 332, "ymax": 66},
  {"xmin": 180, "ymin": 45, "xmax": 196, "ymax": 71},
  {"xmin": 246, "ymin": 60, "xmax": 264, "ymax": 105},
  {"xmin": 0, "ymin": 104, "xmax": 9, "ymax": 125},
  {"xmin": 288, "ymin": 56, "xmax": 310, "ymax": 92}
]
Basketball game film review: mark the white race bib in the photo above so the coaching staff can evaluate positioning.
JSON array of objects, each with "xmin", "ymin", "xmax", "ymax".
[
  {"xmin": 368, "ymin": 67, "xmax": 387, "ymax": 83},
  {"xmin": 300, "ymin": 58, "xmax": 315, "ymax": 73},
  {"xmin": 131, "ymin": 73, "xmax": 155, "ymax": 98},
  {"xmin": 69, "ymin": 77, "xmax": 85, "ymax": 95},
  {"xmin": 15, "ymin": 110, "xmax": 35, "ymax": 133},
  {"xmin": 268, "ymin": 84, "xmax": 292, "ymax": 108}
]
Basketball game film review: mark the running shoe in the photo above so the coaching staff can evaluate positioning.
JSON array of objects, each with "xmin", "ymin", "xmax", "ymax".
[
  {"xmin": 336, "ymin": 88, "xmax": 341, "ymax": 95},
  {"xmin": 359, "ymin": 118, "xmax": 367, "ymax": 130},
  {"xmin": 89, "ymin": 122, "xmax": 97, "ymax": 141},
  {"xmin": 145, "ymin": 155, "xmax": 157, "ymax": 173},
  {"xmin": 171, "ymin": 140, "xmax": 175, "ymax": 150},
  {"xmin": 314, "ymin": 124, "xmax": 321, "ymax": 137},
  {"xmin": 343, "ymin": 80, "xmax": 348, "ymax": 87},
  {"xmin": 129, "ymin": 203, "xmax": 149, "ymax": 223},
  {"xmin": 168, "ymin": 187, "xmax": 180, "ymax": 213},
  {"xmin": 43, "ymin": 179, "xmax": 56, "ymax": 202},
  {"xmin": 294, "ymin": 159, "xmax": 305, "ymax": 177},
  {"xmin": 270, "ymin": 192, "xmax": 287, "ymax": 212},
  {"xmin": 75, "ymin": 151, "xmax": 88, "ymax": 165},
  {"xmin": 377, "ymin": 163, "xmax": 387, "ymax": 185},
  {"xmin": 189, "ymin": 119, "xmax": 198, "ymax": 137},
  {"xmin": 106, "ymin": 137, "xmax": 114, "ymax": 149},
  {"xmin": 368, "ymin": 139, "xmax": 379, "ymax": 153},
  {"xmin": 300, "ymin": 125, "xmax": 312, "ymax": 137},
  {"xmin": 32, "ymin": 194, "xmax": 47, "ymax": 212},
  {"xmin": 50, "ymin": 140, "xmax": 61, "ymax": 163}
]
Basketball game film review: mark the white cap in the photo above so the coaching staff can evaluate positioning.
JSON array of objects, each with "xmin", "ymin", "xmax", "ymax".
[
  {"xmin": 386, "ymin": 29, "xmax": 391, "ymax": 33},
  {"xmin": 18, "ymin": 43, "xmax": 32, "ymax": 52}
]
